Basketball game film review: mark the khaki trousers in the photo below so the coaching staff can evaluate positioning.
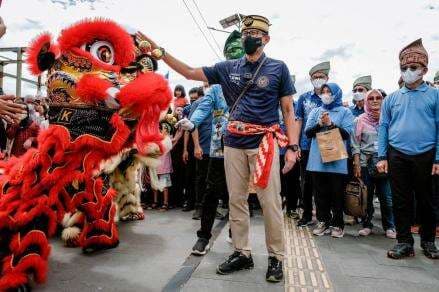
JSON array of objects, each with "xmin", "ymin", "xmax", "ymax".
[{"xmin": 224, "ymin": 145, "xmax": 284, "ymax": 260}]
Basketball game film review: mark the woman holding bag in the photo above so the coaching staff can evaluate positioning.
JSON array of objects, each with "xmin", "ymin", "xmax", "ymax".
[
  {"xmin": 305, "ymin": 83, "xmax": 354, "ymax": 238},
  {"xmin": 351, "ymin": 89, "xmax": 396, "ymax": 238}
]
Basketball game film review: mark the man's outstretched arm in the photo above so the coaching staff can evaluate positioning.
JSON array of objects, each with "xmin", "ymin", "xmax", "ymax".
[{"xmin": 136, "ymin": 32, "xmax": 207, "ymax": 82}]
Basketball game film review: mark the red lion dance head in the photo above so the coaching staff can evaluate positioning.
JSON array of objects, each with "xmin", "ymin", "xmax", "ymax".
[{"xmin": 0, "ymin": 18, "xmax": 171, "ymax": 291}]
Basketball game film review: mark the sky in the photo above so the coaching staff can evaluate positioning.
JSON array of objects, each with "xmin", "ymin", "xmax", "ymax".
[{"xmin": 0, "ymin": 0, "xmax": 438, "ymax": 102}]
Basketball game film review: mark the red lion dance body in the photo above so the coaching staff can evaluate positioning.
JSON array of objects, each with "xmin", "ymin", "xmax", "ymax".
[{"xmin": 0, "ymin": 19, "xmax": 171, "ymax": 291}]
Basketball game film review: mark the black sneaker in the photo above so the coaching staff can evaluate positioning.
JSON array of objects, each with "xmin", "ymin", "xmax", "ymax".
[
  {"xmin": 216, "ymin": 251, "xmax": 254, "ymax": 275},
  {"xmin": 182, "ymin": 204, "xmax": 194, "ymax": 212},
  {"xmin": 297, "ymin": 217, "xmax": 313, "ymax": 227},
  {"xmin": 387, "ymin": 243, "xmax": 415, "ymax": 259},
  {"xmin": 192, "ymin": 208, "xmax": 202, "ymax": 220},
  {"xmin": 266, "ymin": 256, "xmax": 283, "ymax": 282},
  {"xmin": 421, "ymin": 241, "xmax": 439, "ymax": 259},
  {"xmin": 191, "ymin": 238, "xmax": 209, "ymax": 256}
]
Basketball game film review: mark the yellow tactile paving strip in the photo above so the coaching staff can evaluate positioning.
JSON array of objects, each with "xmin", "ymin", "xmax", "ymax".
[{"xmin": 284, "ymin": 217, "xmax": 334, "ymax": 292}]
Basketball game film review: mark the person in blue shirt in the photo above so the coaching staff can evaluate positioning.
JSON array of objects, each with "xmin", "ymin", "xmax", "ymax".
[
  {"xmin": 295, "ymin": 61, "xmax": 329, "ymax": 226},
  {"xmin": 350, "ymin": 75, "xmax": 371, "ymax": 117},
  {"xmin": 305, "ymin": 83, "xmax": 354, "ymax": 238},
  {"xmin": 377, "ymin": 39, "xmax": 439, "ymax": 260},
  {"xmin": 140, "ymin": 15, "xmax": 300, "ymax": 282}
]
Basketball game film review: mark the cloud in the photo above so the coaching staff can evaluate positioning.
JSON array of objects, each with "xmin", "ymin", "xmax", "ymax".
[
  {"xmin": 49, "ymin": 0, "xmax": 101, "ymax": 9},
  {"xmin": 13, "ymin": 18, "xmax": 44, "ymax": 31},
  {"xmin": 316, "ymin": 44, "xmax": 354, "ymax": 61}
]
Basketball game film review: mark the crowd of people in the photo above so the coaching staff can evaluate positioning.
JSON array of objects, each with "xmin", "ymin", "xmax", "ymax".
[{"xmin": 1, "ymin": 13, "xmax": 439, "ymax": 284}]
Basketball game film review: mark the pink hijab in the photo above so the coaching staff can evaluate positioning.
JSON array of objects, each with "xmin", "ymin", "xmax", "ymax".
[{"xmin": 355, "ymin": 89, "xmax": 383, "ymax": 141}]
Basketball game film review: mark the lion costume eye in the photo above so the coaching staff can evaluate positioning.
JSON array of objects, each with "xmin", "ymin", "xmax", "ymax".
[{"xmin": 81, "ymin": 40, "xmax": 115, "ymax": 64}]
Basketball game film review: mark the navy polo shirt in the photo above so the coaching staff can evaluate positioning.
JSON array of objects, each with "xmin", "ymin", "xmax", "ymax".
[{"xmin": 202, "ymin": 53, "xmax": 296, "ymax": 149}]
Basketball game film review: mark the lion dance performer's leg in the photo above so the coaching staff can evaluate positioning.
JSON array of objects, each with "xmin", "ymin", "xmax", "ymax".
[
  {"xmin": 0, "ymin": 150, "xmax": 57, "ymax": 290},
  {"xmin": 110, "ymin": 153, "xmax": 144, "ymax": 222}
]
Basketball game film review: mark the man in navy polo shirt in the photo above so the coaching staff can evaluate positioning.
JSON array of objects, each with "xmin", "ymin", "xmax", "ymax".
[{"xmin": 138, "ymin": 14, "xmax": 300, "ymax": 282}]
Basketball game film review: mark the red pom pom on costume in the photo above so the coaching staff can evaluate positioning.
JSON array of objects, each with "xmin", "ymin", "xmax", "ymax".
[
  {"xmin": 75, "ymin": 74, "xmax": 113, "ymax": 104},
  {"xmin": 117, "ymin": 72, "xmax": 172, "ymax": 115},
  {"xmin": 26, "ymin": 33, "xmax": 60, "ymax": 76}
]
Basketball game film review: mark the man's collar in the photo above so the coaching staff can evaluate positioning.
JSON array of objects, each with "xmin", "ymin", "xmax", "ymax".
[
  {"xmin": 241, "ymin": 53, "xmax": 266, "ymax": 66},
  {"xmin": 401, "ymin": 81, "xmax": 429, "ymax": 93}
]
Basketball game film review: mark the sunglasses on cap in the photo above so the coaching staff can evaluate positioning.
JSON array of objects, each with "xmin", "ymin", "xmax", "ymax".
[{"xmin": 400, "ymin": 64, "xmax": 423, "ymax": 72}]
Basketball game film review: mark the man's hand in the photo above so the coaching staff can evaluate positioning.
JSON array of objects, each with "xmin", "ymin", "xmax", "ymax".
[
  {"xmin": 432, "ymin": 164, "xmax": 439, "ymax": 175},
  {"xmin": 136, "ymin": 31, "xmax": 159, "ymax": 50},
  {"xmin": 194, "ymin": 145, "xmax": 203, "ymax": 160},
  {"xmin": 0, "ymin": 95, "xmax": 27, "ymax": 124},
  {"xmin": 353, "ymin": 164, "xmax": 361, "ymax": 178},
  {"xmin": 376, "ymin": 160, "xmax": 388, "ymax": 174},
  {"xmin": 182, "ymin": 150, "xmax": 189, "ymax": 164},
  {"xmin": 175, "ymin": 118, "xmax": 194, "ymax": 131},
  {"xmin": 282, "ymin": 149, "xmax": 297, "ymax": 174}
]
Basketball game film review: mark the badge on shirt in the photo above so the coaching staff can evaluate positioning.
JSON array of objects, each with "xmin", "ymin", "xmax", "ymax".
[
  {"xmin": 256, "ymin": 75, "xmax": 269, "ymax": 88},
  {"xmin": 229, "ymin": 73, "xmax": 241, "ymax": 85}
]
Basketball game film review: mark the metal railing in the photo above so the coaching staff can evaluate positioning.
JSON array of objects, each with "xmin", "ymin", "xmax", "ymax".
[{"xmin": 0, "ymin": 47, "xmax": 42, "ymax": 97}]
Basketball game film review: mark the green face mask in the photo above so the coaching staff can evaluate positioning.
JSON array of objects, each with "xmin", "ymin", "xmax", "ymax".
[{"xmin": 223, "ymin": 30, "xmax": 244, "ymax": 60}]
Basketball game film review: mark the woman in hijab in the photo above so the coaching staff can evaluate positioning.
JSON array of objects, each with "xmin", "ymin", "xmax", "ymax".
[
  {"xmin": 305, "ymin": 83, "xmax": 354, "ymax": 238},
  {"xmin": 352, "ymin": 89, "xmax": 395, "ymax": 238}
]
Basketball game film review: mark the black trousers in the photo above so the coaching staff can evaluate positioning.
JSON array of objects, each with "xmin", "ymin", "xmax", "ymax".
[
  {"xmin": 300, "ymin": 151, "xmax": 314, "ymax": 219},
  {"xmin": 280, "ymin": 154, "xmax": 300, "ymax": 211},
  {"xmin": 388, "ymin": 147, "xmax": 437, "ymax": 244},
  {"xmin": 184, "ymin": 152, "xmax": 196, "ymax": 207},
  {"xmin": 197, "ymin": 158, "xmax": 227, "ymax": 240},
  {"xmin": 312, "ymin": 172, "xmax": 346, "ymax": 229},
  {"xmin": 194, "ymin": 154, "xmax": 209, "ymax": 208}
]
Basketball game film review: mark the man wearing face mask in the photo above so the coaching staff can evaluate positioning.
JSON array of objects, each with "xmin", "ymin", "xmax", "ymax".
[
  {"xmin": 350, "ymin": 75, "xmax": 372, "ymax": 117},
  {"xmin": 295, "ymin": 61, "xmax": 329, "ymax": 227},
  {"xmin": 137, "ymin": 15, "xmax": 300, "ymax": 282},
  {"xmin": 377, "ymin": 39, "xmax": 439, "ymax": 260}
]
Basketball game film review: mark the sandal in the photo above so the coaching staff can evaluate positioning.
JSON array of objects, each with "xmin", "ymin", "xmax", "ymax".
[
  {"xmin": 148, "ymin": 202, "xmax": 158, "ymax": 210},
  {"xmin": 159, "ymin": 204, "xmax": 168, "ymax": 211}
]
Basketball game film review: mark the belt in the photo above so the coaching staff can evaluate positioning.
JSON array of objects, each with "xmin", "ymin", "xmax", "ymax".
[{"xmin": 227, "ymin": 121, "xmax": 289, "ymax": 189}]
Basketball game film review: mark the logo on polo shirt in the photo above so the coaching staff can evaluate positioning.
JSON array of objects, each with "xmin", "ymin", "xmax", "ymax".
[
  {"xmin": 229, "ymin": 73, "xmax": 241, "ymax": 85},
  {"xmin": 257, "ymin": 75, "xmax": 269, "ymax": 88}
]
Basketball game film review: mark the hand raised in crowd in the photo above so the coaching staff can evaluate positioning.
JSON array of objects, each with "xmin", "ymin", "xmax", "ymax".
[
  {"xmin": 319, "ymin": 111, "xmax": 331, "ymax": 127},
  {"xmin": 0, "ymin": 95, "xmax": 27, "ymax": 124},
  {"xmin": 432, "ymin": 164, "xmax": 439, "ymax": 176},
  {"xmin": 376, "ymin": 160, "xmax": 388, "ymax": 174},
  {"xmin": 194, "ymin": 145, "xmax": 203, "ymax": 160},
  {"xmin": 182, "ymin": 150, "xmax": 189, "ymax": 164},
  {"xmin": 282, "ymin": 149, "xmax": 297, "ymax": 174}
]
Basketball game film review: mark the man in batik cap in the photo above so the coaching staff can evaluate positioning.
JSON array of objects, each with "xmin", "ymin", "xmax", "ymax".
[
  {"xmin": 140, "ymin": 14, "xmax": 300, "ymax": 282},
  {"xmin": 377, "ymin": 38, "xmax": 439, "ymax": 260},
  {"xmin": 434, "ymin": 71, "xmax": 439, "ymax": 88},
  {"xmin": 350, "ymin": 75, "xmax": 372, "ymax": 117},
  {"xmin": 295, "ymin": 61, "xmax": 329, "ymax": 227}
]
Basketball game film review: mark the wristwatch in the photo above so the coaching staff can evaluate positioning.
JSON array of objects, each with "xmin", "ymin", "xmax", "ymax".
[{"xmin": 286, "ymin": 144, "xmax": 300, "ymax": 152}]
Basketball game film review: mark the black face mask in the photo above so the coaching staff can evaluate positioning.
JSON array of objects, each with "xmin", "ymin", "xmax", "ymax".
[{"xmin": 242, "ymin": 36, "xmax": 263, "ymax": 55}]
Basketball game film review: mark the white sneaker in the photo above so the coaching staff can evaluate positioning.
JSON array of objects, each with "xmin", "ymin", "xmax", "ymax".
[
  {"xmin": 358, "ymin": 228, "xmax": 372, "ymax": 236},
  {"xmin": 331, "ymin": 227, "xmax": 344, "ymax": 238},
  {"xmin": 313, "ymin": 222, "xmax": 330, "ymax": 236},
  {"xmin": 385, "ymin": 229, "xmax": 397, "ymax": 239}
]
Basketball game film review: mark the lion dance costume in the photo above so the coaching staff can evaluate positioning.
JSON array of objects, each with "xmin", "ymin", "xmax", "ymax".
[{"xmin": 0, "ymin": 19, "xmax": 172, "ymax": 290}]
